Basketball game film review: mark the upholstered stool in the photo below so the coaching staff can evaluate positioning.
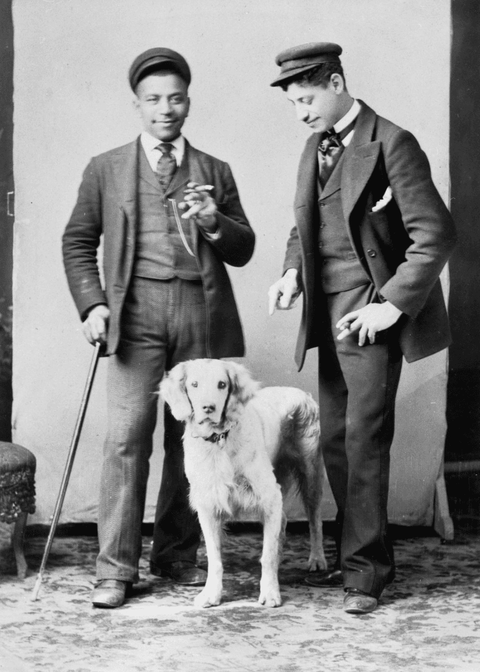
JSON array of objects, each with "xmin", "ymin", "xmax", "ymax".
[{"xmin": 0, "ymin": 441, "xmax": 36, "ymax": 578}]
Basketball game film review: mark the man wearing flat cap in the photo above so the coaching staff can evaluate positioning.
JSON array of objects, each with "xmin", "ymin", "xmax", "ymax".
[
  {"xmin": 63, "ymin": 48, "xmax": 254, "ymax": 608},
  {"xmin": 268, "ymin": 42, "xmax": 456, "ymax": 614}
]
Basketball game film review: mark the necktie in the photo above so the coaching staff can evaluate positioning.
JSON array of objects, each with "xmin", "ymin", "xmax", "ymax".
[
  {"xmin": 318, "ymin": 119, "xmax": 356, "ymax": 188},
  {"xmin": 156, "ymin": 143, "xmax": 177, "ymax": 189}
]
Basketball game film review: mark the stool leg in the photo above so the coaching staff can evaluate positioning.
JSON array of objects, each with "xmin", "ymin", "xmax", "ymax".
[{"xmin": 11, "ymin": 512, "xmax": 28, "ymax": 579}]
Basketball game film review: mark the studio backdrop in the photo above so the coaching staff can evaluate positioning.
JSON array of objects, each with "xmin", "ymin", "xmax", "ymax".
[{"xmin": 12, "ymin": 0, "xmax": 452, "ymax": 531}]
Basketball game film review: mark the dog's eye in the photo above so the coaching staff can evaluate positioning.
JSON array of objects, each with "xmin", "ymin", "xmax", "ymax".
[
  {"xmin": 191, "ymin": 381, "xmax": 198, "ymax": 388},
  {"xmin": 218, "ymin": 381, "xmax": 227, "ymax": 389}
]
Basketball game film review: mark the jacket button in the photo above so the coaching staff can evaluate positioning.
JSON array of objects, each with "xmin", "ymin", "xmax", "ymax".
[{"xmin": 367, "ymin": 249, "xmax": 377, "ymax": 257}]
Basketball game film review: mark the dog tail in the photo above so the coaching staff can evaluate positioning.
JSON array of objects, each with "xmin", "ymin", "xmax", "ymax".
[
  {"xmin": 273, "ymin": 391, "xmax": 321, "ymax": 497},
  {"xmin": 291, "ymin": 392, "xmax": 320, "ymax": 443}
]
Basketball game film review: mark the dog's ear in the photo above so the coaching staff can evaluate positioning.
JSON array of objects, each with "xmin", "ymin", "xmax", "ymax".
[
  {"xmin": 159, "ymin": 362, "xmax": 192, "ymax": 420},
  {"xmin": 225, "ymin": 361, "xmax": 260, "ymax": 411}
]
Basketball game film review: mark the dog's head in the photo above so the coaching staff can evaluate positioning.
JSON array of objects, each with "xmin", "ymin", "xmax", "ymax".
[{"xmin": 160, "ymin": 359, "xmax": 260, "ymax": 433}]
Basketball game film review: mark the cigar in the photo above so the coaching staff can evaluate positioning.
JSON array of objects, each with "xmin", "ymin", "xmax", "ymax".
[{"xmin": 185, "ymin": 184, "xmax": 214, "ymax": 193}]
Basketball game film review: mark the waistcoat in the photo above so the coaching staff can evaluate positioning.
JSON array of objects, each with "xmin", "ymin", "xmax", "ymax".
[
  {"xmin": 317, "ymin": 152, "xmax": 369, "ymax": 294},
  {"xmin": 133, "ymin": 146, "xmax": 200, "ymax": 281}
]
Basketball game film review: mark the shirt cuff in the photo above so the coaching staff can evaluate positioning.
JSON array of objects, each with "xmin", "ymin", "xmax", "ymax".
[{"xmin": 202, "ymin": 228, "xmax": 221, "ymax": 240}]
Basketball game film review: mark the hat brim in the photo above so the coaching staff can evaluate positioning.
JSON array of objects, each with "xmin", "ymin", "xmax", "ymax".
[{"xmin": 270, "ymin": 62, "xmax": 322, "ymax": 87}]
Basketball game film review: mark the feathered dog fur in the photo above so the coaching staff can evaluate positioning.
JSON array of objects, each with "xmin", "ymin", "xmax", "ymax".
[{"xmin": 160, "ymin": 358, "xmax": 326, "ymax": 608}]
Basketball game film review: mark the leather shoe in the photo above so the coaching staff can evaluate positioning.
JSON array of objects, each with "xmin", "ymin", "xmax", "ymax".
[
  {"xmin": 304, "ymin": 569, "xmax": 343, "ymax": 588},
  {"xmin": 343, "ymin": 588, "xmax": 378, "ymax": 614},
  {"xmin": 152, "ymin": 561, "xmax": 207, "ymax": 586},
  {"xmin": 91, "ymin": 579, "xmax": 130, "ymax": 608}
]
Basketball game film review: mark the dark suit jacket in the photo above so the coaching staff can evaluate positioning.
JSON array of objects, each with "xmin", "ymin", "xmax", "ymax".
[
  {"xmin": 62, "ymin": 138, "xmax": 255, "ymax": 356},
  {"xmin": 283, "ymin": 101, "xmax": 457, "ymax": 369}
]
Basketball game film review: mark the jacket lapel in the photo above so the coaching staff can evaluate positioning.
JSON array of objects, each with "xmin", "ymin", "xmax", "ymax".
[
  {"xmin": 295, "ymin": 133, "xmax": 321, "ymax": 254},
  {"xmin": 186, "ymin": 141, "xmax": 213, "ymax": 187},
  {"xmin": 340, "ymin": 101, "xmax": 381, "ymax": 223},
  {"xmin": 111, "ymin": 139, "xmax": 138, "ymax": 230}
]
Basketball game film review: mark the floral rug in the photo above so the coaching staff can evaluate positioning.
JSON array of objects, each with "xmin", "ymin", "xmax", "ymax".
[{"xmin": 1, "ymin": 521, "xmax": 480, "ymax": 672}]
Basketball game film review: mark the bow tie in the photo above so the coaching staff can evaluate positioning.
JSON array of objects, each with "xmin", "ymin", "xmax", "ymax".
[
  {"xmin": 318, "ymin": 130, "xmax": 342, "ymax": 155},
  {"xmin": 318, "ymin": 119, "xmax": 357, "ymax": 155}
]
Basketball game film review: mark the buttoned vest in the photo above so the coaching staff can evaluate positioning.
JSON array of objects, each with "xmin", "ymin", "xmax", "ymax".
[
  {"xmin": 317, "ymin": 152, "xmax": 369, "ymax": 293},
  {"xmin": 134, "ymin": 146, "xmax": 200, "ymax": 281}
]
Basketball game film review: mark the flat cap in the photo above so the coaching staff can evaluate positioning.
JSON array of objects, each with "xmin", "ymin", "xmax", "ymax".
[
  {"xmin": 129, "ymin": 47, "xmax": 191, "ymax": 90},
  {"xmin": 270, "ymin": 42, "xmax": 342, "ymax": 87}
]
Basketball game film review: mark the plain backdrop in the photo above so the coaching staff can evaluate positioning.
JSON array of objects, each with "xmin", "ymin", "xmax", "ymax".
[{"xmin": 11, "ymin": 0, "xmax": 451, "ymax": 525}]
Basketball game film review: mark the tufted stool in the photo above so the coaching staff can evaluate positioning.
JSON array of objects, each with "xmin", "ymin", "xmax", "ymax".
[{"xmin": 0, "ymin": 441, "xmax": 36, "ymax": 578}]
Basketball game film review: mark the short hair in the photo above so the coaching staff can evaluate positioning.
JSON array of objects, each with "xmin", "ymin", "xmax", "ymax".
[{"xmin": 280, "ymin": 62, "xmax": 346, "ymax": 91}]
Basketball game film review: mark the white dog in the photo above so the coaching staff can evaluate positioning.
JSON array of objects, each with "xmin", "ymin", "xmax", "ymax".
[{"xmin": 160, "ymin": 359, "xmax": 326, "ymax": 608}]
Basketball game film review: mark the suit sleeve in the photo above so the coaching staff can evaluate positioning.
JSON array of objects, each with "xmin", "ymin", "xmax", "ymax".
[
  {"xmin": 62, "ymin": 158, "xmax": 107, "ymax": 321},
  {"xmin": 379, "ymin": 128, "xmax": 456, "ymax": 317},
  {"xmin": 199, "ymin": 161, "xmax": 255, "ymax": 267},
  {"xmin": 280, "ymin": 135, "xmax": 318, "ymax": 280},
  {"xmin": 282, "ymin": 225, "xmax": 303, "ymax": 276}
]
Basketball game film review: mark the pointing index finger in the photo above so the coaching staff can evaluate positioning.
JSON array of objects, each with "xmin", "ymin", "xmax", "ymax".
[{"xmin": 268, "ymin": 288, "xmax": 279, "ymax": 315}]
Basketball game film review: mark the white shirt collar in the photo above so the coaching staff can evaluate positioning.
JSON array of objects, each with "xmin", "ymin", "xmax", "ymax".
[
  {"xmin": 140, "ymin": 132, "xmax": 185, "ymax": 168},
  {"xmin": 333, "ymin": 99, "xmax": 361, "ymax": 146}
]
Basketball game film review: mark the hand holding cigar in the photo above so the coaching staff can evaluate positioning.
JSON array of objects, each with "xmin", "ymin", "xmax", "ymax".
[
  {"xmin": 336, "ymin": 301, "xmax": 402, "ymax": 346},
  {"xmin": 180, "ymin": 182, "xmax": 217, "ymax": 229}
]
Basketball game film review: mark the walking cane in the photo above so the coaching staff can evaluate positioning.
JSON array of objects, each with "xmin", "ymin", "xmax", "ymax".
[{"xmin": 32, "ymin": 341, "xmax": 103, "ymax": 601}]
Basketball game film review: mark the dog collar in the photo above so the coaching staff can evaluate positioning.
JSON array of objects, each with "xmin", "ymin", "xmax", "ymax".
[
  {"xmin": 203, "ymin": 430, "xmax": 230, "ymax": 448},
  {"xmin": 191, "ymin": 422, "xmax": 235, "ymax": 448},
  {"xmin": 191, "ymin": 430, "xmax": 230, "ymax": 448}
]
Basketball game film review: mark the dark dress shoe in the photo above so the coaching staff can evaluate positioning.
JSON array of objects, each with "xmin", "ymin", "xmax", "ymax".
[
  {"xmin": 153, "ymin": 561, "xmax": 207, "ymax": 586},
  {"xmin": 304, "ymin": 569, "xmax": 343, "ymax": 588},
  {"xmin": 91, "ymin": 579, "xmax": 130, "ymax": 608},
  {"xmin": 343, "ymin": 588, "xmax": 378, "ymax": 614}
]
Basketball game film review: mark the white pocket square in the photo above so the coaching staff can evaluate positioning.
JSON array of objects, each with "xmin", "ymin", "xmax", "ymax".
[{"xmin": 371, "ymin": 186, "xmax": 393, "ymax": 212}]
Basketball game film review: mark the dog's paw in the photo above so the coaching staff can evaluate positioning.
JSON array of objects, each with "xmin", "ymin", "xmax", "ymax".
[
  {"xmin": 193, "ymin": 587, "xmax": 222, "ymax": 609},
  {"xmin": 307, "ymin": 552, "xmax": 328, "ymax": 572},
  {"xmin": 258, "ymin": 583, "xmax": 282, "ymax": 607}
]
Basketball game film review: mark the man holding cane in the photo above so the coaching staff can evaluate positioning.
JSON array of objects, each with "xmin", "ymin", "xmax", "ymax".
[{"xmin": 63, "ymin": 47, "xmax": 254, "ymax": 608}]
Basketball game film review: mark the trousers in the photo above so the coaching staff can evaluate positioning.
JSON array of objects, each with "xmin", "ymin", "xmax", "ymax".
[
  {"xmin": 317, "ymin": 283, "xmax": 403, "ymax": 598},
  {"xmin": 96, "ymin": 276, "xmax": 208, "ymax": 582}
]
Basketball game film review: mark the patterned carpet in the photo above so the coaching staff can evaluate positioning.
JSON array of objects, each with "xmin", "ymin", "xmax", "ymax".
[{"xmin": 1, "ymin": 520, "xmax": 480, "ymax": 672}]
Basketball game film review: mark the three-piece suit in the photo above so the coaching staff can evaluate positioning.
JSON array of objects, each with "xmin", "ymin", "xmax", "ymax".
[
  {"xmin": 283, "ymin": 101, "xmax": 456, "ymax": 597},
  {"xmin": 63, "ymin": 137, "xmax": 254, "ymax": 582}
]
